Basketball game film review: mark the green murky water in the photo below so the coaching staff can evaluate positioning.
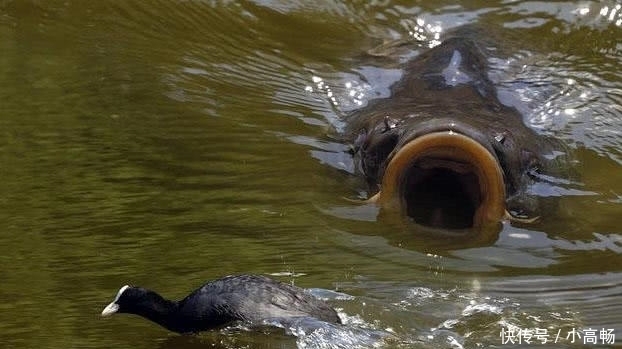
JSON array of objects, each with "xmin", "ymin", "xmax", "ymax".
[{"xmin": 1, "ymin": 1, "xmax": 621, "ymax": 348}]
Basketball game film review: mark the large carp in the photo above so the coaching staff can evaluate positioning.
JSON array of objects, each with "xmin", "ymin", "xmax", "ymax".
[{"xmin": 346, "ymin": 36, "xmax": 569, "ymax": 232}]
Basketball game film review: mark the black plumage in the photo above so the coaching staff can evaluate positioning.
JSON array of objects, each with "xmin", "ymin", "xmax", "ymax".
[{"xmin": 101, "ymin": 274, "xmax": 341, "ymax": 333}]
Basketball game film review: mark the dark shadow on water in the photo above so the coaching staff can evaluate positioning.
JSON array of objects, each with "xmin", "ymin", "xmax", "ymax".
[
  {"xmin": 154, "ymin": 316, "xmax": 395, "ymax": 349},
  {"xmin": 155, "ymin": 327, "xmax": 296, "ymax": 349}
]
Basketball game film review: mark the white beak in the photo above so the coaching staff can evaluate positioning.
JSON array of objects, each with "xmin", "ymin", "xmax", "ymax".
[
  {"xmin": 101, "ymin": 302, "xmax": 119, "ymax": 316},
  {"xmin": 101, "ymin": 285, "xmax": 130, "ymax": 317}
]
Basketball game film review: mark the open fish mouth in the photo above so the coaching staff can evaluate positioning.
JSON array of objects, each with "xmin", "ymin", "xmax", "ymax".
[{"xmin": 375, "ymin": 131, "xmax": 506, "ymax": 230}]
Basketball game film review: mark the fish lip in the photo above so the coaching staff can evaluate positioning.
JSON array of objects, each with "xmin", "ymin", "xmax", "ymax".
[
  {"xmin": 397, "ymin": 118, "xmax": 497, "ymax": 156},
  {"xmin": 377, "ymin": 129, "xmax": 506, "ymax": 230}
]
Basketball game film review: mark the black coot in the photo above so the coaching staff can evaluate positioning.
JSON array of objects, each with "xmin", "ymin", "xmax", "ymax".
[{"xmin": 101, "ymin": 274, "xmax": 341, "ymax": 333}]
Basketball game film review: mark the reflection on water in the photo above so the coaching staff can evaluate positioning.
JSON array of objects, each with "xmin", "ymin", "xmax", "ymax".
[{"xmin": 0, "ymin": 0, "xmax": 621, "ymax": 348}]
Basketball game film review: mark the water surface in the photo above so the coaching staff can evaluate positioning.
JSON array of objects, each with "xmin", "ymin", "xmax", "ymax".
[{"xmin": 1, "ymin": 1, "xmax": 621, "ymax": 348}]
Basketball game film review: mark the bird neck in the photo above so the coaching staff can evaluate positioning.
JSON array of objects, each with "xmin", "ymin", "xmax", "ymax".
[{"xmin": 132, "ymin": 291, "xmax": 180, "ymax": 332}]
